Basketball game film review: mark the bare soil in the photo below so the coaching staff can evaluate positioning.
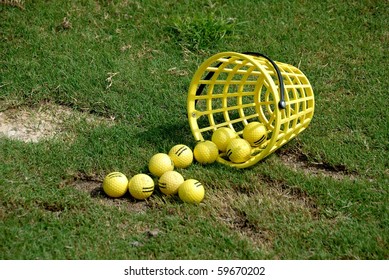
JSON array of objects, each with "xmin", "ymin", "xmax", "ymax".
[{"xmin": 0, "ymin": 102, "xmax": 112, "ymax": 142}]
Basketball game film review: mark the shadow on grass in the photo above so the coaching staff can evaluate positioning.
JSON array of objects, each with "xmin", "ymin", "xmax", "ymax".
[{"xmin": 136, "ymin": 119, "xmax": 196, "ymax": 150}]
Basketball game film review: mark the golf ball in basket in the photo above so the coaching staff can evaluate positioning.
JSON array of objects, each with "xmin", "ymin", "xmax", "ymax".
[
  {"xmin": 226, "ymin": 138, "xmax": 252, "ymax": 163},
  {"xmin": 168, "ymin": 144, "xmax": 193, "ymax": 169},
  {"xmin": 158, "ymin": 170, "xmax": 185, "ymax": 195},
  {"xmin": 178, "ymin": 179, "xmax": 205, "ymax": 204},
  {"xmin": 102, "ymin": 172, "xmax": 128, "ymax": 198},
  {"xmin": 128, "ymin": 174, "xmax": 154, "ymax": 200},
  {"xmin": 243, "ymin": 122, "xmax": 267, "ymax": 147},
  {"xmin": 148, "ymin": 153, "xmax": 174, "ymax": 177},
  {"xmin": 193, "ymin": 141, "xmax": 219, "ymax": 164},
  {"xmin": 211, "ymin": 127, "xmax": 237, "ymax": 152}
]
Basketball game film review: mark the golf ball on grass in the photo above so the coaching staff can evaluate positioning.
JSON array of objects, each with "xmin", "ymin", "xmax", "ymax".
[
  {"xmin": 148, "ymin": 153, "xmax": 174, "ymax": 177},
  {"xmin": 102, "ymin": 172, "xmax": 128, "ymax": 198},
  {"xmin": 178, "ymin": 179, "xmax": 205, "ymax": 204},
  {"xmin": 193, "ymin": 140, "xmax": 219, "ymax": 164},
  {"xmin": 128, "ymin": 174, "xmax": 154, "ymax": 200},
  {"xmin": 158, "ymin": 170, "xmax": 185, "ymax": 195},
  {"xmin": 168, "ymin": 144, "xmax": 193, "ymax": 169},
  {"xmin": 226, "ymin": 138, "xmax": 252, "ymax": 163},
  {"xmin": 211, "ymin": 127, "xmax": 237, "ymax": 152},
  {"xmin": 243, "ymin": 122, "xmax": 267, "ymax": 147}
]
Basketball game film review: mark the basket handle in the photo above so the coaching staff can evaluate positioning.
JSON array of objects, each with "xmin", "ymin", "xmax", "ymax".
[
  {"xmin": 195, "ymin": 52, "xmax": 286, "ymax": 110},
  {"xmin": 243, "ymin": 52, "xmax": 286, "ymax": 109}
]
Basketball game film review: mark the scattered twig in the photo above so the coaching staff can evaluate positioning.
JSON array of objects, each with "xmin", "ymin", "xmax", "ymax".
[
  {"xmin": 60, "ymin": 17, "xmax": 72, "ymax": 30},
  {"xmin": 106, "ymin": 72, "xmax": 119, "ymax": 89},
  {"xmin": 0, "ymin": 82, "xmax": 10, "ymax": 88},
  {"xmin": 167, "ymin": 67, "xmax": 189, "ymax": 76}
]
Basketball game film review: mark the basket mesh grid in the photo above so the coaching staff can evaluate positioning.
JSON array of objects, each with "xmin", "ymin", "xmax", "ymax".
[{"xmin": 187, "ymin": 52, "xmax": 314, "ymax": 168}]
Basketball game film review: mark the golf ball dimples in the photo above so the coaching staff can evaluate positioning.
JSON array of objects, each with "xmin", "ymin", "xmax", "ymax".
[
  {"xmin": 128, "ymin": 174, "xmax": 154, "ymax": 200},
  {"xmin": 243, "ymin": 122, "xmax": 267, "ymax": 147},
  {"xmin": 102, "ymin": 172, "xmax": 128, "ymax": 198},
  {"xmin": 168, "ymin": 144, "xmax": 193, "ymax": 169},
  {"xmin": 148, "ymin": 153, "xmax": 174, "ymax": 177},
  {"xmin": 158, "ymin": 170, "xmax": 184, "ymax": 195},
  {"xmin": 193, "ymin": 141, "xmax": 219, "ymax": 164},
  {"xmin": 211, "ymin": 127, "xmax": 237, "ymax": 152},
  {"xmin": 178, "ymin": 179, "xmax": 205, "ymax": 204},
  {"xmin": 226, "ymin": 138, "xmax": 252, "ymax": 163}
]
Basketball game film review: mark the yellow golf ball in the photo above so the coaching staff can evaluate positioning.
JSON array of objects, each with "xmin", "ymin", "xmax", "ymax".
[
  {"xmin": 158, "ymin": 170, "xmax": 185, "ymax": 195},
  {"xmin": 243, "ymin": 122, "xmax": 268, "ymax": 147},
  {"xmin": 148, "ymin": 153, "xmax": 174, "ymax": 177},
  {"xmin": 102, "ymin": 172, "xmax": 128, "ymax": 198},
  {"xmin": 178, "ymin": 179, "xmax": 205, "ymax": 204},
  {"xmin": 193, "ymin": 140, "xmax": 219, "ymax": 164},
  {"xmin": 211, "ymin": 127, "xmax": 237, "ymax": 152},
  {"xmin": 226, "ymin": 138, "xmax": 252, "ymax": 163},
  {"xmin": 168, "ymin": 144, "xmax": 193, "ymax": 169},
  {"xmin": 128, "ymin": 173, "xmax": 154, "ymax": 200}
]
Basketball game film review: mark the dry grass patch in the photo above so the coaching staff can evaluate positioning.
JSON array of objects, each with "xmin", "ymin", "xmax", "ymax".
[
  {"xmin": 264, "ymin": 179, "xmax": 320, "ymax": 219},
  {"xmin": 0, "ymin": 102, "xmax": 114, "ymax": 143},
  {"xmin": 206, "ymin": 177, "xmax": 320, "ymax": 250},
  {"xmin": 206, "ymin": 188, "xmax": 274, "ymax": 249},
  {"xmin": 0, "ymin": 0, "xmax": 25, "ymax": 10}
]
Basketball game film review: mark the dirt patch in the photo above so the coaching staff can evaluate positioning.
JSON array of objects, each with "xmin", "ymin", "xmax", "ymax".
[
  {"xmin": 0, "ymin": 105, "xmax": 65, "ymax": 142},
  {"xmin": 66, "ymin": 173, "xmax": 149, "ymax": 214},
  {"xmin": 0, "ymin": 102, "xmax": 113, "ymax": 143},
  {"xmin": 207, "ymin": 188, "xmax": 274, "ymax": 249},
  {"xmin": 278, "ymin": 149, "xmax": 356, "ymax": 180},
  {"xmin": 38, "ymin": 201, "xmax": 65, "ymax": 213}
]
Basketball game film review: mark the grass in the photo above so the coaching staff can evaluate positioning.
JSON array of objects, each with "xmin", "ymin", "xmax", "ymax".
[
  {"xmin": 168, "ymin": 14, "xmax": 239, "ymax": 51},
  {"xmin": 0, "ymin": 0, "xmax": 388, "ymax": 259}
]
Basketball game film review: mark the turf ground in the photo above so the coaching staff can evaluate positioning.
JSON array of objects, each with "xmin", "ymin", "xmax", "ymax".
[{"xmin": 0, "ymin": 0, "xmax": 388, "ymax": 259}]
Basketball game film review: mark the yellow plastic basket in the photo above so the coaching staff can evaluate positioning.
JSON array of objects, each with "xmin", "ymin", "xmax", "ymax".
[{"xmin": 187, "ymin": 52, "xmax": 315, "ymax": 168}]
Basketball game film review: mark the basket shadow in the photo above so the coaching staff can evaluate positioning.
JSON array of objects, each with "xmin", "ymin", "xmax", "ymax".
[{"xmin": 136, "ymin": 119, "xmax": 197, "ymax": 150}]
